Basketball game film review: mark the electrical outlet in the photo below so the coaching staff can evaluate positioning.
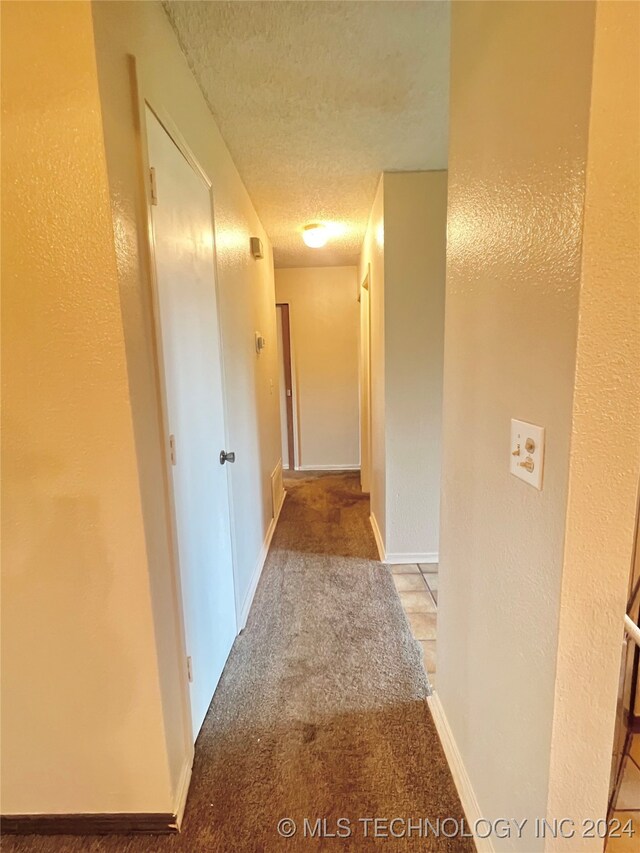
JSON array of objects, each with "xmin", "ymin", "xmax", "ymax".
[{"xmin": 510, "ymin": 419, "xmax": 545, "ymax": 490}]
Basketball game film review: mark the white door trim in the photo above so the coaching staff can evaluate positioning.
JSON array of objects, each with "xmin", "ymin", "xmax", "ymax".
[
  {"xmin": 133, "ymin": 64, "xmax": 194, "ymax": 768},
  {"xmin": 277, "ymin": 301, "xmax": 301, "ymax": 470},
  {"xmin": 132, "ymin": 62, "xmax": 238, "ymax": 784}
]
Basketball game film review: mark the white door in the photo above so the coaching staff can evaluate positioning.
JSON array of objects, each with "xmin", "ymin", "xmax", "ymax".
[{"xmin": 146, "ymin": 107, "xmax": 237, "ymax": 738}]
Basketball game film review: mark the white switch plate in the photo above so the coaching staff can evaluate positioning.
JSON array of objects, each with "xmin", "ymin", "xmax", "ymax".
[{"xmin": 510, "ymin": 419, "xmax": 545, "ymax": 490}]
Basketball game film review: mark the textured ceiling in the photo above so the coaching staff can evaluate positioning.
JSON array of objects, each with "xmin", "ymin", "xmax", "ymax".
[{"xmin": 163, "ymin": 1, "xmax": 450, "ymax": 267}]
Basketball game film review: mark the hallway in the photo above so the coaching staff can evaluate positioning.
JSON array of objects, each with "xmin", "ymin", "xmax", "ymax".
[{"xmin": 4, "ymin": 474, "xmax": 470, "ymax": 852}]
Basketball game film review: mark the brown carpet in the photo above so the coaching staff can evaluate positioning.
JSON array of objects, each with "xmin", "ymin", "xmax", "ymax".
[{"xmin": 3, "ymin": 472, "xmax": 472, "ymax": 852}]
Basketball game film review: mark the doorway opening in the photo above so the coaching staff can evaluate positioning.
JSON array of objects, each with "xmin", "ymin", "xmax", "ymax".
[
  {"xmin": 276, "ymin": 303, "xmax": 296, "ymax": 470},
  {"xmin": 359, "ymin": 268, "xmax": 372, "ymax": 494}
]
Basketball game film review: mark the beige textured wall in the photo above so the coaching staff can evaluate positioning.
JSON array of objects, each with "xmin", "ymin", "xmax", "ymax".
[
  {"xmin": 360, "ymin": 173, "xmax": 447, "ymax": 560},
  {"xmin": 545, "ymin": 1, "xmax": 640, "ymax": 845},
  {"xmin": 275, "ymin": 267, "xmax": 359, "ymax": 470},
  {"xmin": 360, "ymin": 179, "xmax": 386, "ymax": 540},
  {"xmin": 384, "ymin": 171, "xmax": 446, "ymax": 559},
  {"xmin": 1, "ymin": 0, "xmax": 172, "ymax": 813},
  {"xmin": 91, "ymin": 0, "xmax": 283, "ymax": 794},
  {"xmin": 439, "ymin": 2, "xmax": 596, "ymax": 847}
]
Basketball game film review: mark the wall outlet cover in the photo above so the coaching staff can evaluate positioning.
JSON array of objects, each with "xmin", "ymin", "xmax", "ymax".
[{"xmin": 510, "ymin": 418, "xmax": 545, "ymax": 490}]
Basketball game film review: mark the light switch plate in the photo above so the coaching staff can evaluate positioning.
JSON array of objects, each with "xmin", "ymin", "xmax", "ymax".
[{"xmin": 510, "ymin": 419, "xmax": 545, "ymax": 490}]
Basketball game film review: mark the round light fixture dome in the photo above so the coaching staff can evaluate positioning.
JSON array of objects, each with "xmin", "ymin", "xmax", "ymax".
[{"xmin": 302, "ymin": 223, "xmax": 328, "ymax": 248}]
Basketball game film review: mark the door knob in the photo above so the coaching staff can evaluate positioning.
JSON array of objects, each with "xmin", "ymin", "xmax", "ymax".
[{"xmin": 220, "ymin": 450, "xmax": 235, "ymax": 465}]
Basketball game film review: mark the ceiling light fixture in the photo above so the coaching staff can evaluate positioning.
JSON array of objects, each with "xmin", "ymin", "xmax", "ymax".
[{"xmin": 302, "ymin": 223, "xmax": 328, "ymax": 248}]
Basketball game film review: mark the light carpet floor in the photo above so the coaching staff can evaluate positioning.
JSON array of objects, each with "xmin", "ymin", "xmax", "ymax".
[{"xmin": 3, "ymin": 472, "xmax": 471, "ymax": 852}]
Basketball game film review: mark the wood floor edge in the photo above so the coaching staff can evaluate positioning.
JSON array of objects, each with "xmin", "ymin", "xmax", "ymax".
[{"xmin": 0, "ymin": 812, "xmax": 179, "ymax": 835}]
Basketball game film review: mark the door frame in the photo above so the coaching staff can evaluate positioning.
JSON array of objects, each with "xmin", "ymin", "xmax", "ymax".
[
  {"xmin": 276, "ymin": 303, "xmax": 296, "ymax": 470},
  {"xmin": 133, "ymin": 65, "xmax": 239, "ymax": 753},
  {"xmin": 359, "ymin": 266, "xmax": 372, "ymax": 493}
]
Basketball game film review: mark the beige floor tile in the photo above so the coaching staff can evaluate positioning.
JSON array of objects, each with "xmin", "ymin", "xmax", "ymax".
[
  {"xmin": 406, "ymin": 610, "xmax": 437, "ymax": 640},
  {"xmin": 390, "ymin": 563, "xmax": 420, "ymax": 574},
  {"xmin": 431, "ymin": 590, "xmax": 438, "ymax": 605},
  {"xmin": 420, "ymin": 640, "xmax": 437, "ymax": 673},
  {"xmin": 419, "ymin": 562, "xmax": 439, "ymax": 573},
  {"xmin": 399, "ymin": 590, "xmax": 436, "ymax": 613},
  {"xmin": 426, "ymin": 574, "xmax": 439, "ymax": 591},
  {"xmin": 606, "ymin": 812, "xmax": 639, "ymax": 852},
  {"xmin": 616, "ymin": 755, "xmax": 640, "ymax": 810},
  {"xmin": 393, "ymin": 574, "xmax": 427, "ymax": 592},
  {"xmin": 629, "ymin": 733, "xmax": 640, "ymax": 767}
]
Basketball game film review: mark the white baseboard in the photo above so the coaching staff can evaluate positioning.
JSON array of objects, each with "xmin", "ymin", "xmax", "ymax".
[
  {"xmin": 427, "ymin": 692, "xmax": 492, "ymax": 853},
  {"xmin": 368, "ymin": 514, "xmax": 438, "ymax": 565},
  {"xmin": 385, "ymin": 552, "xmax": 439, "ymax": 565},
  {"xmin": 296, "ymin": 464, "xmax": 361, "ymax": 471},
  {"xmin": 271, "ymin": 460, "xmax": 286, "ymax": 520},
  {"xmin": 237, "ymin": 491, "xmax": 287, "ymax": 630},
  {"xmin": 273, "ymin": 486, "xmax": 285, "ymax": 519},
  {"xmin": 173, "ymin": 753, "xmax": 193, "ymax": 830},
  {"xmin": 369, "ymin": 513, "xmax": 385, "ymax": 562}
]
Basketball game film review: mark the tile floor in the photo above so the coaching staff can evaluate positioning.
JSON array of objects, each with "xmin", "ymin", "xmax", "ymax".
[
  {"xmin": 390, "ymin": 563, "xmax": 640, "ymax": 849},
  {"xmin": 607, "ymin": 734, "xmax": 640, "ymax": 851},
  {"xmin": 390, "ymin": 563, "xmax": 640, "ymax": 848},
  {"xmin": 391, "ymin": 562, "xmax": 438, "ymax": 687}
]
